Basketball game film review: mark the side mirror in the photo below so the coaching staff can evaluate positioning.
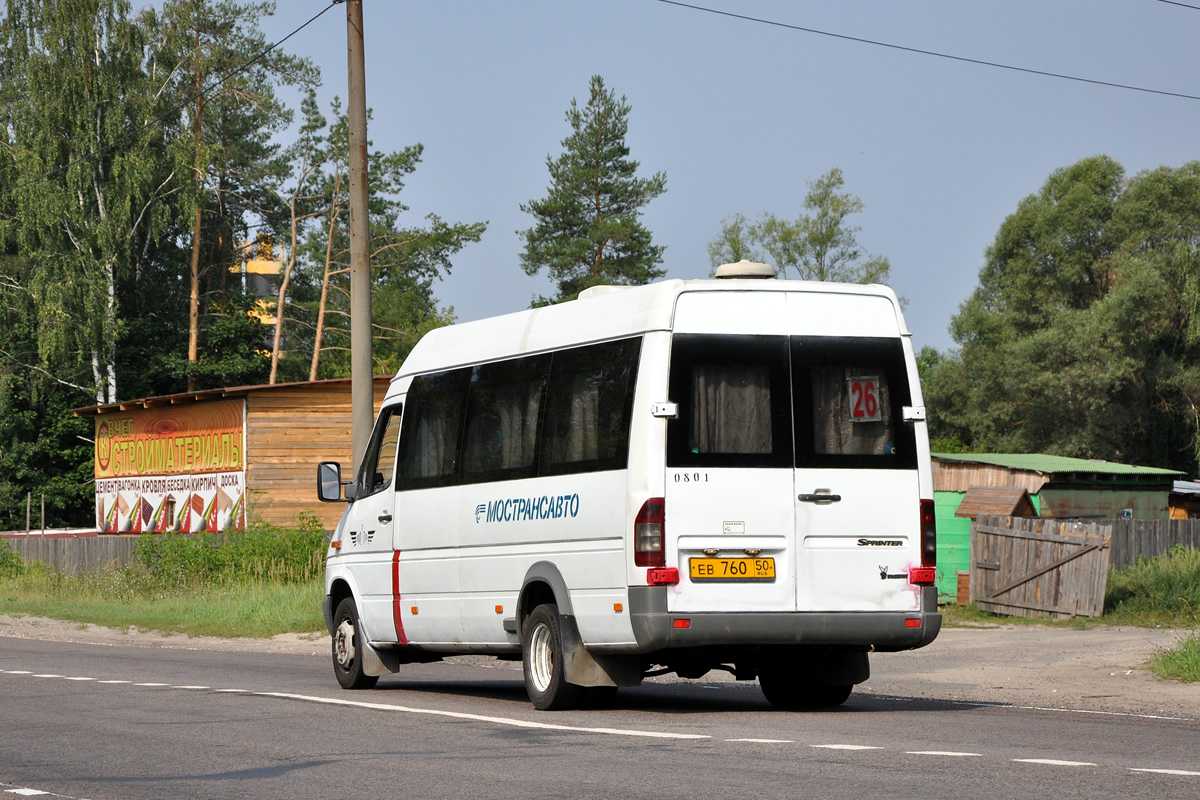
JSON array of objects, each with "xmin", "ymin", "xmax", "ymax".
[{"xmin": 317, "ymin": 461, "xmax": 347, "ymax": 503}]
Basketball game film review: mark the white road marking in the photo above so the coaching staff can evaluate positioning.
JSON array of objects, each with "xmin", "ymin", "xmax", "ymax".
[
  {"xmin": 1129, "ymin": 768, "xmax": 1200, "ymax": 776},
  {"xmin": 7, "ymin": 663, "xmax": 1200, "ymax": 772},
  {"xmin": 258, "ymin": 691, "xmax": 710, "ymax": 740},
  {"xmin": 811, "ymin": 744, "xmax": 885, "ymax": 750},
  {"xmin": 5, "ymin": 789, "xmax": 51, "ymax": 796},
  {"xmin": 876, "ymin": 694, "xmax": 1196, "ymax": 723},
  {"xmin": 1014, "ymin": 704, "xmax": 1195, "ymax": 723}
]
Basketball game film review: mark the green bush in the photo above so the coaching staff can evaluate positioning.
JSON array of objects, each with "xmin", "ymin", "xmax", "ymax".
[
  {"xmin": 1105, "ymin": 544, "xmax": 1200, "ymax": 618},
  {"xmin": 0, "ymin": 537, "xmax": 24, "ymax": 577},
  {"xmin": 133, "ymin": 513, "xmax": 326, "ymax": 590}
]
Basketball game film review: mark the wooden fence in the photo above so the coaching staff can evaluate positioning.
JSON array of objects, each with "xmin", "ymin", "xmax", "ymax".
[
  {"xmin": 1107, "ymin": 518, "xmax": 1200, "ymax": 569},
  {"xmin": 970, "ymin": 515, "xmax": 1111, "ymax": 619},
  {"xmin": 5, "ymin": 535, "xmax": 141, "ymax": 574}
]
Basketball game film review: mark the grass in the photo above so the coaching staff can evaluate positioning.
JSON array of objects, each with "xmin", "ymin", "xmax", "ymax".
[
  {"xmin": 0, "ymin": 517, "xmax": 327, "ymax": 639},
  {"xmin": 1150, "ymin": 635, "xmax": 1200, "ymax": 683}
]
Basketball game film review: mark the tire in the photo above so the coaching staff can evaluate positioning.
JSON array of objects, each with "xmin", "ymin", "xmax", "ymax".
[
  {"xmin": 521, "ymin": 604, "xmax": 586, "ymax": 711},
  {"xmin": 759, "ymin": 664, "xmax": 851, "ymax": 709},
  {"xmin": 332, "ymin": 596, "xmax": 379, "ymax": 690}
]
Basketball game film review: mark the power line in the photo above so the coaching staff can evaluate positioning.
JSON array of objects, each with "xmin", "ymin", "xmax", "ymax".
[
  {"xmin": 1155, "ymin": 0, "xmax": 1200, "ymax": 11},
  {"xmin": 654, "ymin": 0, "xmax": 1200, "ymax": 102},
  {"xmin": 1, "ymin": 1, "xmax": 340, "ymax": 199}
]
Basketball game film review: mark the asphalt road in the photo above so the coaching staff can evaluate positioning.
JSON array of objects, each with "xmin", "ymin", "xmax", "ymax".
[{"xmin": 1, "ymin": 637, "xmax": 1198, "ymax": 800}]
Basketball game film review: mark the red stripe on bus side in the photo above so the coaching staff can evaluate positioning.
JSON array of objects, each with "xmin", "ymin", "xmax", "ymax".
[{"xmin": 392, "ymin": 549, "xmax": 408, "ymax": 645}]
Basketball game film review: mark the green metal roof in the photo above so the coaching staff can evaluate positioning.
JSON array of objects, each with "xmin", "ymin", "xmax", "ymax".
[{"xmin": 932, "ymin": 452, "xmax": 1183, "ymax": 477}]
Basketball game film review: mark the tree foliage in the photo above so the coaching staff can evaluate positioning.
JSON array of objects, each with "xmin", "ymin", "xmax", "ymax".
[
  {"xmin": 708, "ymin": 168, "xmax": 891, "ymax": 284},
  {"xmin": 924, "ymin": 156, "xmax": 1200, "ymax": 474},
  {"xmin": 278, "ymin": 96, "xmax": 486, "ymax": 382},
  {"xmin": 0, "ymin": 0, "xmax": 483, "ymax": 527},
  {"xmin": 519, "ymin": 75, "xmax": 666, "ymax": 305}
]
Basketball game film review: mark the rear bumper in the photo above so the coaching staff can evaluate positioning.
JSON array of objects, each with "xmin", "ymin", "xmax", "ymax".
[{"xmin": 627, "ymin": 585, "xmax": 941, "ymax": 652}]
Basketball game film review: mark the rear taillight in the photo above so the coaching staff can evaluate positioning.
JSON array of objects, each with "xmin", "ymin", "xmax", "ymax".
[
  {"xmin": 920, "ymin": 499, "xmax": 936, "ymax": 568},
  {"xmin": 909, "ymin": 566, "xmax": 936, "ymax": 586},
  {"xmin": 634, "ymin": 497, "xmax": 665, "ymax": 567},
  {"xmin": 647, "ymin": 567, "xmax": 679, "ymax": 585}
]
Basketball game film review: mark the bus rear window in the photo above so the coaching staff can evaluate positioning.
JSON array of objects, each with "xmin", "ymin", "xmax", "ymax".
[
  {"xmin": 667, "ymin": 335, "xmax": 792, "ymax": 468},
  {"xmin": 792, "ymin": 336, "xmax": 916, "ymax": 469},
  {"xmin": 668, "ymin": 334, "xmax": 917, "ymax": 470}
]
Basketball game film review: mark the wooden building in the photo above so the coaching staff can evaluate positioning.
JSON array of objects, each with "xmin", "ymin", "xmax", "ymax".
[
  {"xmin": 74, "ymin": 377, "xmax": 389, "ymax": 533},
  {"xmin": 931, "ymin": 452, "xmax": 1182, "ymax": 603}
]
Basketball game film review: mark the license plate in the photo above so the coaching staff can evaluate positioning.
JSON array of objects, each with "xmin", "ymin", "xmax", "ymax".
[{"xmin": 689, "ymin": 557, "xmax": 776, "ymax": 582}]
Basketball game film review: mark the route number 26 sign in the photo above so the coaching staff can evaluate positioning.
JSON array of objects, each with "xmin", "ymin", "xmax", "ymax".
[{"xmin": 848, "ymin": 377, "xmax": 882, "ymax": 423}]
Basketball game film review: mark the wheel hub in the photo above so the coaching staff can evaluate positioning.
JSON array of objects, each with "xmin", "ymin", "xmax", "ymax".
[
  {"xmin": 334, "ymin": 619, "xmax": 357, "ymax": 668},
  {"xmin": 528, "ymin": 622, "xmax": 553, "ymax": 692}
]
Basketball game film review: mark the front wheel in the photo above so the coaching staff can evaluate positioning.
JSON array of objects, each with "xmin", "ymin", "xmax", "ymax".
[
  {"xmin": 332, "ymin": 597, "xmax": 379, "ymax": 690},
  {"xmin": 522, "ymin": 604, "xmax": 585, "ymax": 711}
]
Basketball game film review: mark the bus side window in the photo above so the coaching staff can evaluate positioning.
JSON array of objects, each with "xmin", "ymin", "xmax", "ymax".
[
  {"xmin": 396, "ymin": 368, "xmax": 471, "ymax": 490},
  {"xmin": 539, "ymin": 338, "xmax": 641, "ymax": 476},
  {"xmin": 460, "ymin": 355, "xmax": 551, "ymax": 484}
]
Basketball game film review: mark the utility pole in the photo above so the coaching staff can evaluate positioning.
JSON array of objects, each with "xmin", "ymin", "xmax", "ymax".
[{"xmin": 346, "ymin": 0, "xmax": 373, "ymax": 471}]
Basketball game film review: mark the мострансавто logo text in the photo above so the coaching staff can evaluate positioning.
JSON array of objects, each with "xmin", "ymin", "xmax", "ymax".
[{"xmin": 475, "ymin": 494, "xmax": 580, "ymax": 523}]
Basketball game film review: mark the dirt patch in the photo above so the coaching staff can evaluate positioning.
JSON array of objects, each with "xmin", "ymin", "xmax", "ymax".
[
  {"xmin": 865, "ymin": 624, "xmax": 1198, "ymax": 718},
  {"xmin": 1, "ymin": 614, "xmax": 1194, "ymax": 717},
  {"xmin": 0, "ymin": 614, "xmax": 330, "ymax": 656}
]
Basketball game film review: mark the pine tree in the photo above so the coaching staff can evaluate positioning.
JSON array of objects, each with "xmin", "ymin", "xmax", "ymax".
[{"xmin": 519, "ymin": 75, "xmax": 666, "ymax": 305}]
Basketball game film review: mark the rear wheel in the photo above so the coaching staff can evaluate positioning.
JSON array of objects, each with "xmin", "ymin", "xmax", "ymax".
[
  {"xmin": 332, "ymin": 597, "xmax": 379, "ymax": 690},
  {"xmin": 759, "ymin": 664, "xmax": 851, "ymax": 709},
  {"xmin": 522, "ymin": 604, "xmax": 586, "ymax": 711}
]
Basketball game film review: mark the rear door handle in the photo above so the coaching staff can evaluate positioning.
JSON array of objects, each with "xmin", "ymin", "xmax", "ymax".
[
  {"xmin": 798, "ymin": 493, "xmax": 841, "ymax": 504},
  {"xmin": 378, "ymin": 513, "xmax": 393, "ymax": 523}
]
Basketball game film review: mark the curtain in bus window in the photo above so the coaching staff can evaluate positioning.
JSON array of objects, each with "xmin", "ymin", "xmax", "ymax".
[
  {"xmin": 497, "ymin": 383, "xmax": 541, "ymax": 469},
  {"xmin": 410, "ymin": 406, "xmax": 454, "ymax": 479},
  {"xmin": 564, "ymin": 373, "xmax": 600, "ymax": 462},
  {"xmin": 810, "ymin": 366, "xmax": 894, "ymax": 456},
  {"xmin": 690, "ymin": 365, "xmax": 773, "ymax": 454},
  {"xmin": 461, "ymin": 356, "xmax": 548, "ymax": 482}
]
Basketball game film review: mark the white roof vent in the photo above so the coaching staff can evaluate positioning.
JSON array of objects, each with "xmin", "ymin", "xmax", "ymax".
[
  {"xmin": 714, "ymin": 260, "xmax": 776, "ymax": 279},
  {"xmin": 577, "ymin": 285, "xmax": 628, "ymax": 299}
]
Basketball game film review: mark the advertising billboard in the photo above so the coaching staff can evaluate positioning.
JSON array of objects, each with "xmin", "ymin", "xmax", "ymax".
[{"xmin": 94, "ymin": 400, "xmax": 246, "ymax": 533}]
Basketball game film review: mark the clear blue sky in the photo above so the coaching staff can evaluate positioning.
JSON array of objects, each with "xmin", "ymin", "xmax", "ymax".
[{"xmin": 252, "ymin": 0, "xmax": 1200, "ymax": 353}]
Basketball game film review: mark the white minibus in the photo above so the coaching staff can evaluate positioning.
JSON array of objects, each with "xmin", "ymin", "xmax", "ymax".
[{"xmin": 317, "ymin": 261, "xmax": 940, "ymax": 710}]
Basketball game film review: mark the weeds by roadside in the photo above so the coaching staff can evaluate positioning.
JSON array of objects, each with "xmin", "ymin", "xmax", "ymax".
[{"xmin": 0, "ymin": 515, "xmax": 327, "ymax": 638}]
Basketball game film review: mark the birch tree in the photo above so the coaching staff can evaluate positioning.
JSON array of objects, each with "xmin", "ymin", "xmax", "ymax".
[{"xmin": 1, "ymin": 0, "xmax": 170, "ymax": 404}]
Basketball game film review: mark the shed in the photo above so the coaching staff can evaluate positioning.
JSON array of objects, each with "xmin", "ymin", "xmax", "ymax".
[
  {"xmin": 1169, "ymin": 480, "xmax": 1200, "ymax": 519},
  {"xmin": 931, "ymin": 453, "xmax": 1182, "ymax": 603},
  {"xmin": 73, "ymin": 377, "xmax": 389, "ymax": 533},
  {"xmin": 954, "ymin": 486, "xmax": 1037, "ymax": 520}
]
